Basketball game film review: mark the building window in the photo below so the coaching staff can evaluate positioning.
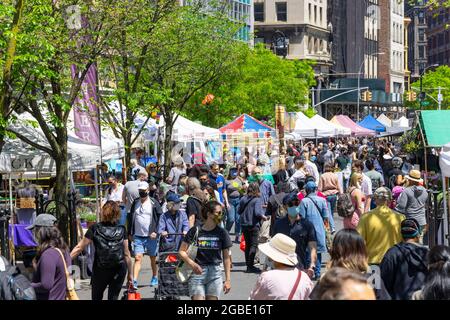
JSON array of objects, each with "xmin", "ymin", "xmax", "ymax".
[
  {"xmin": 309, "ymin": 4, "xmax": 312, "ymax": 22},
  {"xmin": 276, "ymin": 2, "xmax": 287, "ymax": 22},
  {"xmin": 418, "ymin": 11, "xmax": 425, "ymax": 24},
  {"xmin": 320, "ymin": 7, "xmax": 322, "ymax": 25},
  {"xmin": 418, "ymin": 28, "xmax": 425, "ymax": 42},
  {"xmin": 254, "ymin": 3, "xmax": 264, "ymax": 22},
  {"xmin": 314, "ymin": 5, "xmax": 317, "ymax": 24},
  {"xmin": 419, "ymin": 45, "xmax": 425, "ymax": 59}
]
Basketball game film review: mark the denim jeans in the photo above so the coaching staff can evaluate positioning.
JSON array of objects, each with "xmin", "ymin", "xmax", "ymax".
[
  {"xmin": 326, "ymin": 195, "xmax": 337, "ymax": 232},
  {"xmin": 119, "ymin": 205, "xmax": 127, "ymax": 226},
  {"xmin": 226, "ymin": 197, "xmax": 241, "ymax": 236},
  {"xmin": 305, "ymin": 250, "xmax": 322, "ymax": 279}
]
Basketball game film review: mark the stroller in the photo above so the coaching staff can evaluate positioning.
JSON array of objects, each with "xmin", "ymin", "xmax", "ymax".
[{"xmin": 154, "ymin": 233, "xmax": 189, "ymax": 300}]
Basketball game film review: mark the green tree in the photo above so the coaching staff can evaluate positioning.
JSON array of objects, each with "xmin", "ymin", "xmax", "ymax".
[
  {"xmin": 140, "ymin": 3, "xmax": 246, "ymax": 175},
  {"xmin": 411, "ymin": 65, "xmax": 450, "ymax": 109},
  {"xmin": 184, "ymin": 44, "xmax": 316, "ymax": 128},
  {"xmin": 6, "ymin": 0, "xmax": 127, "ymax": 240},
  {"xmin": 98, "ymin": 0, "xmax": 178, "ymax": 173}
]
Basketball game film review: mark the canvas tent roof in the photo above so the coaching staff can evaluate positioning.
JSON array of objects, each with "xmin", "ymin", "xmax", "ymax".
[
  {"xmin": 377, "ymin": 114, "xmax": 392, "ymax": 127},
  {"xmin": 220, "ymin": 114, "xmax": 273, "ymax": 133},
  {"xmin": 311, "ymin": 115, "xmax": 352, "ymax": 136},
  {"xmin": 358, "ymin": 115, "xmax": 386, "ymax": 133},
  {"xmin": 292, "ymin": 112, "xmax": 338, "ymax": 138},
  {"xmin": 0, "ymin": 112, "xmax": 124, "ymax": 173},
  {"xmin": 160, "ymin": 114, "xmax": 220, "ymax": 142},
  {"xmin": 331, "ymin": 115, "xmax": 376, "ymax": 136},
  {"xmin": 420, "ymin": 110, "xmax": 450, "ymax": 147},
  {"xmin": 392, "ymin": 116, "xmax": 409, "ymax": 128}
]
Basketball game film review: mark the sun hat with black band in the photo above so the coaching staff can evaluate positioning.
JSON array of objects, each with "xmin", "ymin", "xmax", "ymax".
[
  {"xmin": 258, "ymin": 233, "xmax": 298, "ymax": 267},
  {"xmin": 405, "ymin": 169, "xmax": 423, "ymax": 184}
]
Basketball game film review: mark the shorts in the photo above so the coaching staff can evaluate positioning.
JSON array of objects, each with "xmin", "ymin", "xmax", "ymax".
[
  {"xmin": 133, "ymin": 235, "xmax": 159, "ymax": 257},
  {"xmin": 188, "ymin": 265, "xmax": 223, "ymax": 298}
]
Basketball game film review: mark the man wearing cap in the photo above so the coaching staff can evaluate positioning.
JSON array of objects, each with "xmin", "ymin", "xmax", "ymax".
[
  {"xmin": 249, "ymin": 233, "xmax": 314, "ymax": 300},
  {"xmin": 127, "ymin": 181, "xmax": 163, "ymax": 289},
  {"xmin": 157, "ymin": 193, "xmax": 190, "ymax": 251},
  {"xmin": 298, "ymin": 181, "xmax": 329, "ymax": 279},
  {"xmin": 273, "ymin": 192, "xmax": 317, "ymax": 279},
  {"xmin": 357, "ymin": 187, "xmax": 405, "ymax": 265},
  {"xmin": 380, "ymin": 218, "xmax": 429, "ymax": 300},
  {"xmin": 395, "ymin": 169, "xmax": 429, "ymax": 241}
]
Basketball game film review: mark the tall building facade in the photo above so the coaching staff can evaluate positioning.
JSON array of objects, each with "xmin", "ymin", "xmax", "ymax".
[
  {"xmin": 229, "ymin": 0, "xmax": 254, "ymax": 43},
  {"xmin": 405, "ymin": 0, "xmax": 428, "ymax": 80},
  {"xmin": 427, "ymin": 6, "xmax": 450, "ymax": 66},
  {"xmin": 253, "ymin": 0, "xmax": 332, "ymax": 74},
  {"xmin": 378, "ymin": 0, "xmax": 405, "ymax": 95},
  {"xmin": 329, "ymin": 0, "xmax": 380, "ymax": 79}
]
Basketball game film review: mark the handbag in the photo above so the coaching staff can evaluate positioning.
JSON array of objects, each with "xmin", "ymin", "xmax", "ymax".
[
  {"xmin": 258, "ymin": 217, "xmax": 271, "ymax": 244},
  {"xmin": 240, "ymin": 234, "xmax": 246, "ymax": 252},
  {"xmin": 176, "ymin": 226, "xmax": 199, "ymax": 283},
  {"xmin": 55, "ymin": 248, "xmax": 79, "ymax": 300}
]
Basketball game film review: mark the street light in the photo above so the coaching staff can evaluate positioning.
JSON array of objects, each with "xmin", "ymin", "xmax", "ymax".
[
  {"xmin": 272, "ymin": 30, "xmax": 288, "ymax": 58},
  {"xmin": 419, "ymin": 64, "xmax": 439, "ymax": 109},
  {"xmin": 357, "ymin": 52, "xmax": 385, "ymax": 122}
]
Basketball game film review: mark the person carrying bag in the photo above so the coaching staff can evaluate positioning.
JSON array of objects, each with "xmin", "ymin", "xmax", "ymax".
[
  {"xmin": 55, "ymin": 249, "xmax": 79, "ymax": 300},
  {"xmin": 176, "ymin": 226, "xmax": 199, "ymax": 283}
]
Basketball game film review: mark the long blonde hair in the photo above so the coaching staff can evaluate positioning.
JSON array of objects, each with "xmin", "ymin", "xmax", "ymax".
[{"xmin": 349, "ymin": 172, "xmax": 363, "ymax": 188}]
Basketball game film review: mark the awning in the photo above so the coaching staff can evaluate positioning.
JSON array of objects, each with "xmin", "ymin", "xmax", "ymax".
[
  {"xmin": 420, "ymin": 110, "xmax": 450, "ymax": 147},
  {"xmin": 358, "ymin": 115, "xmax": 386, "ymax": 133}
]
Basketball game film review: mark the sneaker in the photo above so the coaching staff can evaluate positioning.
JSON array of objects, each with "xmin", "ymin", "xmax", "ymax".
[
  {"xmin": 132, "ymin": 280, "xmax": 138, "ymax": 290},
  {"xmin": 150, "ymin": 276, "xmax": 158, "ymax": 287},
  {"xmin": 246, "ymin": 266, "xmax": 261, "ymax": 274}
]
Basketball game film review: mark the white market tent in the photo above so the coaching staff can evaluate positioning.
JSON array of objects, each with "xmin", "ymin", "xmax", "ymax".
[
  {"xmin": 160, "ymin": 113, "xmax": 220, "ymax": 142},
  {"xmin": 392, "ymin": 116, "xmax": 410, "ymax": 128},
  {"xmin": 0, "ymin": 112, "xmax": 124, "ymax": 174},
  {"xmin": 311, "ymin": 114, "xmax": 352, "ymax": 136},
  {"xmin": 292, "ymin": 112, "xmax": 339, "ymax": 138},
  {"xmin": 377, "ymin": 114, "xmax": 393, "ymax": 128}
]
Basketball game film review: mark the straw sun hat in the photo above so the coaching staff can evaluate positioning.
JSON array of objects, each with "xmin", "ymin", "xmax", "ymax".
[
  {"xmin": 258, "ymin": 234, "xmax": 298, "ymax": 267},
  {"xmin": 405, "ymin": 169, "xmax": 423, "ymax": 183}
]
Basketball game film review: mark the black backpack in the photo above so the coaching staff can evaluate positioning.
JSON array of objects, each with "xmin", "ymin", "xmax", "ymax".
[
  {"xmin": 93, "ymin": 223, "xmax": 125, "ymax": 269},
  {"xmin": 0, "ymin": 256, "xmax": 36, "ymax": 300},
  {"xmin": 337, "ymin": 188, "xmax": 356, "ymax": 218}
]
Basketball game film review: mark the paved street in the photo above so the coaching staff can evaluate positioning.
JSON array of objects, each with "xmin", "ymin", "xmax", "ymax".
[{"xmin": 76, "ymin": 216, "xmax": 344, "ymax": 300}]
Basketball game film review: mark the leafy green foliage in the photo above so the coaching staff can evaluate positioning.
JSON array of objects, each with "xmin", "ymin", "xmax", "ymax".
[
  {"xmin": 183, "ymin": 44, "xmax": 316, "ymax": 128},
  {"xmin": 411, "ymin": 66, "xmax": 450, "ymax": 110}
]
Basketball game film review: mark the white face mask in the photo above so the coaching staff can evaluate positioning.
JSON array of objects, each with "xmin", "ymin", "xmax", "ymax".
[{"xmin": 239, "ymin": 172, "xmax": 246, "ymax": 178}]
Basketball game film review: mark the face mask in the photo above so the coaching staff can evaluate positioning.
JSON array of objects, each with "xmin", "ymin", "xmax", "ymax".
[
  {"xmin": 139, "ymin": 190, "xmax": 148, "ymax": 198},
  {"xmin": 311, "ymin": 156, "xmax": 317, "ymax": 162},
  {"xmin": 239, "ymin": 172, "xmax": 246, "ymax": 178},
  {"xmin": 178, "ymin": 185, "xmax": 186, "ymax": 194},
  {"xmin": 287, "ymin": 206, "xmax": 299, "ymax": 218},
  {"xmin": 200, "ymin": 181, "xmax": 208, "ymax": 188},
  {"xmin": 212, "ymin": 213, "xmax": 222, "ymax": 225}
]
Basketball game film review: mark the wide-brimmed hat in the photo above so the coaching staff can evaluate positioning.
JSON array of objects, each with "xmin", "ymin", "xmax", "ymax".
[
  {"xmin": 26, "ymin": 213, "xmax": 57, "ymax": 230},
  {"xmin": 405, "ymin": 169, "xmax": 423, "ymax": 183},
  {"xmin": 258, "ymin": 234, "xmax": 298, "ymax": 267}
]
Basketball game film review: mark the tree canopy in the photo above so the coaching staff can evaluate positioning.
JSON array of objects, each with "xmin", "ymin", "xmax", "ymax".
[{"xmin": 183, "ymin": 44, "xmax": 316, "ymax": 128}]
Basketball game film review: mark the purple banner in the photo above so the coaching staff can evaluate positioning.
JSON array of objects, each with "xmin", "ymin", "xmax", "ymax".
[{"xmin": 72, "ymin": 64, "xmax": 101, "ymax": 146}]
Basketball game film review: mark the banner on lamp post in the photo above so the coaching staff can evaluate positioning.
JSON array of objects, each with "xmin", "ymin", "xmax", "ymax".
[{"xmin": 72, "ymin": 64, "xmax": 101, "ymax": 146}]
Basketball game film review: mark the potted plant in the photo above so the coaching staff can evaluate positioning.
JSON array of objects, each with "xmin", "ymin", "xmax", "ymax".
[{"xmin": 80, "ymin": 211, "xmax": 97, "ymax": 228}]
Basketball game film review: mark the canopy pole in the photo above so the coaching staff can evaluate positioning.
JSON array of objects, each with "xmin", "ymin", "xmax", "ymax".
[
  {"xmin": 443, "ymin": 176, "xmax": 449, "ymax": 246},
  {"xmin": 93, "ymin": 167, "xmax": 100, "ymax": 222},
  {"xmin": 9, "ymin": 173, "xmax": 15, "ymax": 265}
]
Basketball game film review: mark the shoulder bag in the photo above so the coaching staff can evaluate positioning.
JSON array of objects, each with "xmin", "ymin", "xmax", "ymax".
[
  {"xmin": 55, "ymin": 248, "xmax": 79, "ymax": 300},
  {"xmin": 288, "ymin": 269, "xmax": 302, "ymax": 300},
  {"xmin": 176, "ymin": 226, "xmax": 200, "ymax": 283}
]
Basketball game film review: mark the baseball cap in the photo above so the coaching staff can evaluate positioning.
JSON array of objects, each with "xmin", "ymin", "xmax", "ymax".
[
  {"xmin": 138, "ymin": 181, "xmax": 149, "ymax": 190},
  {"xmin": 283, "ymin": 192, "xmax": 299, "ymax": 205},
  {"xmin": 373, "ymin": 187, "xmax": 392, "ymax": 200},
  {"xmin": 166, "ymin": 193, "xmax": 183, "ymax": 203},
  {"xmin": 26, "ymin": 214, "xmax": 57, "ymax": 230},
  {"xmin": 401, "ymin": 218, "xmax": 421, "ymax": 239},
  {"xmin": 305, "ymin": 181, "xmax": 317, "ymax": 192}
]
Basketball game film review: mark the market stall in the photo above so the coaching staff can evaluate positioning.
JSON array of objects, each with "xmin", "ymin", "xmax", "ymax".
[
  {"xmin": 311, "ymin": 114, "xmax": 352, "ymax": 136},
  {"xmin": 358, "ymin": 115, "xmax": 386, "ymax": 133},
  {"xmin": 331, "ymin": 115, "xmax": 376, "ymax": 137},
  {"xmin": 291, "ymin": 112, "xmax": 337, "ymax": 138}
]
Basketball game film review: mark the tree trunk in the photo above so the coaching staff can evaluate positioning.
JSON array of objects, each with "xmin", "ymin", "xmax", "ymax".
[
  {"xmin": 53, "ymin": 139, "xmax": 69, "ymax": 242},
  {"xmin": 163, "ymin": 113, "xmax": 174, "ymax": 180},
  {"xmin": 123, "ymin": 132, "xmax": 132, "ymax": 183}
]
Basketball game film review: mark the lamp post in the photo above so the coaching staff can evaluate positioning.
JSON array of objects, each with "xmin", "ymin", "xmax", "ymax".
[
  {"xmin": 357, "ymin": 52, "xmax": 384, "ymax": 122},
  {"xmin": 272, "ymin": 30, "xmax": 288, "ymax": 58},
  {"xmin": 419, "ymin": 64, "xmax": 439, "ymax": 109}
]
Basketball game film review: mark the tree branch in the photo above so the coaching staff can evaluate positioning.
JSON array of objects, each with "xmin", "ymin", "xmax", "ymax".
[{"xmin": 7, "ymin": 129, "xmax": 53, "ymax": 155}]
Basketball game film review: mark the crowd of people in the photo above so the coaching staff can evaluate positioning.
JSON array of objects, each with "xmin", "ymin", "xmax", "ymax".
[{"xmin": 15, "ymin": 136, "xmax": 450, "ymax": 301}]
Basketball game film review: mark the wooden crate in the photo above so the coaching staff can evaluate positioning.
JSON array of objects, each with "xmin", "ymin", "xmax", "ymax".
[{"xmin": 17, "ymin": 197, "xmax": 36, "ymax": 209}]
